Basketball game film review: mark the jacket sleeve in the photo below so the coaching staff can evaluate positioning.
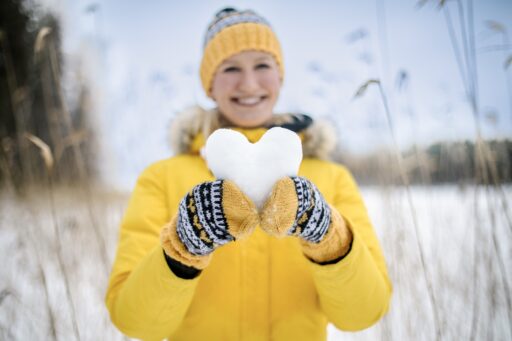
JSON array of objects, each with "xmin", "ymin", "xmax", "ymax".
[
  {"xmin": 308, "ymin": 165, "xmax": 392, "ymax": 331},
  {"xmin": 105, "ymin": 162, "xmax": 199, "ymax": 340}
]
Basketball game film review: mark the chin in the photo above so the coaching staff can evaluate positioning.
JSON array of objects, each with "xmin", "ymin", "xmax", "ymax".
[{"xmin": 224, "ymin": 110, "xmax": 272, "ymax": 128}]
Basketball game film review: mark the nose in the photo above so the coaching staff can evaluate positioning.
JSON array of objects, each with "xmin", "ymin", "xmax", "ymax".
[{"xmin": 238, "ymin": 69, "xmax": 259, "ymax": 93}]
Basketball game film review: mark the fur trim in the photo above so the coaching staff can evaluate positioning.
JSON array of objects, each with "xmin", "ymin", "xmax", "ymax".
[
  {"xmin": 301, "ymin": 119, "xmax": 336, "ymax": 160},
  {"xmin": 169, "ymin": 105, "xmax": 337, "ymax": 159},
  {"xmin": 168, "ymin": 106, "xmax": 212, "ymax": 154}
]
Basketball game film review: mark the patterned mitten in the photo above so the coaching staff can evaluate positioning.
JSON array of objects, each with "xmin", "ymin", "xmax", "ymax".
[
  {"xmin": 260, "ymin": 176, "xmax": 353, "ymax": 263},
  {"xmin": 161, "ymin": 180, "xmax": 259, "ymax": 270}
]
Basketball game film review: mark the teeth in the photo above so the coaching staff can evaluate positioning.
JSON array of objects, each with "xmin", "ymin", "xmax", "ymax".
[{"xmin": 237, "ymin": 97, "xmax": 262, "ymax": 105}]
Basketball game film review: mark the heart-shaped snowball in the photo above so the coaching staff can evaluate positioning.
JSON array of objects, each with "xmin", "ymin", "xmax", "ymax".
[{"xmin": 202, "ymin": 127, "xmax": 303, "ymax": 208}]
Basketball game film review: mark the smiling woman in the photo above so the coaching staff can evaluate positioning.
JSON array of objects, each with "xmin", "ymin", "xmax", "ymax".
[{"xmin": 105, "ymin": 7, "xmax": 392, "ymax": 341}]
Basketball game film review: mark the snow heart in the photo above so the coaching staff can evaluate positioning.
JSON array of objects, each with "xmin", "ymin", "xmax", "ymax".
[{"xmin": 202, "ymin": 127, "xmax": 303, "ymax": 209}]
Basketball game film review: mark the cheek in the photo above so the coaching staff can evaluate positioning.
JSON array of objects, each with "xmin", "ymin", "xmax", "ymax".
[
  {"xmin": 260, "ymin": 72, "xmax": 282, "ymax": 93},
  {"xmin": 212, "ymin": 75, "xmax": 237, "ymax": 99}
]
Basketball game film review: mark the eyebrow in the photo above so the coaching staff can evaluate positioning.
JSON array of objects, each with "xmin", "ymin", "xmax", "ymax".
[{"xmin": 222, "ymin": 55, "xmax": 272, "ymax": 65}]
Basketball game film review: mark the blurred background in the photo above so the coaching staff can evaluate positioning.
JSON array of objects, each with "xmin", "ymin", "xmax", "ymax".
[{"xmin": 0, "ymin": 0, "xmax": 511, "ymax": 340}]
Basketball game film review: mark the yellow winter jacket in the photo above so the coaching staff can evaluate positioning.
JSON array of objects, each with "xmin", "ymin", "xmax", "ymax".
[{"xmin": 105, "ymin": 111, "xmax": 392, "ymax": 341}]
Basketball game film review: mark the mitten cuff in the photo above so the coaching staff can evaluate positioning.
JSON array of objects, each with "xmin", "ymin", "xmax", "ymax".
[
  {"xmin": 161, "ymin": 216, "xmax": 212, "ymax": 270},
  {"xmin": 300, "ymin": 205, "xmax": 353, "ymax": 264}
]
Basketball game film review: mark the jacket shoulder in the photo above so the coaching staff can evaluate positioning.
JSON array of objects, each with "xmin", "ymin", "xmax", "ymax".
[
  {"xmin": 137, "ymin": 155, "xmax": 211, "ymax": 193},
  {"xmin": 302, "ymin": 158, "xmax": 354, "ymax": 178},
  {"xmin": 141, "ymin": 155, "xmax": 204, "ymax": 174}
]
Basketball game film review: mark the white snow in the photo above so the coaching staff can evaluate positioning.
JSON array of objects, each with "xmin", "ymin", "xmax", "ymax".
[{"xmin": 202, "ymin": 127, "xmax": 303, "ymax": 208}]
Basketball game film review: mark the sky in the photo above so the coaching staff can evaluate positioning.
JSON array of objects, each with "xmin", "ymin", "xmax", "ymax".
[{"xmin": 34, "ymin": 0, "xmax": 512, "ymax": 189}]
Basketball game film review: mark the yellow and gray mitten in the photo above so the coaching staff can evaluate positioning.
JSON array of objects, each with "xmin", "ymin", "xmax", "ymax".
[
  {"xmin": 161, "ymin": 180, "xmax": 259, "ymax": 270},
  {"xmin": 261, "ymin": 176, "xmax": 353, "ymax": 264}
]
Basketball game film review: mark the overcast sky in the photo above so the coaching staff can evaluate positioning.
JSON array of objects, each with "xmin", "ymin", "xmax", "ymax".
[{"xmin": 38, "ymin": 0, "xmax": 512, "ymax": 188}]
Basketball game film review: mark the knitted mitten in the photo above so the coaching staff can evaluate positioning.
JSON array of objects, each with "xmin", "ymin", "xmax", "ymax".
[
  {"xmin": 161, "ymin": 180, "xmax": 259, "ymax": 270},
  {"xmin": 260, "ymin": 176, "xmax": 353, "ymax": 263}
]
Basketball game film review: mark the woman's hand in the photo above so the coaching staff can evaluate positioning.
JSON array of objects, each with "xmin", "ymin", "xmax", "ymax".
[
  {"xmin": 161, "ymin": 180, "xmax": 259, "ymax": 270},
  {"xmin": 260, "ymin": 176, "xmax": 353, "ymax": 263},
  {"xmin": 260, "ymin": 177, "xmax": 331, "ymax": 241}
]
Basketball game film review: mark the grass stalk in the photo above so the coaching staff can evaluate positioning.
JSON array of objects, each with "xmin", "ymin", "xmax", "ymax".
[
  {"xmin": 23, "ymin": 217, "xmax": 58, "ymax": 340},
  {"xmin": 49, "ymin": 37, "xmax": 110, "ymax": 273},
  {"xmin": 38, "ymin": 28, "xmax": 110, "ymax": 273},
  {"xmin": 0, "ymin": 31, "xmax": 33, "ymax": 187},
  {"xmin": 397, "ymin": 72, "xmax": 433, "ymax": 185},
  {"xmin": 469, "ymin": 185, "xmax": 480, "ymax": 341},
  {"xmin": 443, "ymin": 6, "xmax": 469, "ymax": 90},
  {"xmin": 0, "ymin": 143, "xmax": 15, "ymax": 193},
  {"xmin": 469, "ymin": 0, "xmax": 512, "ymax": 329},
  {"xmin": 355, "ymin": 79, "xmax": 441, "ymax": 340},
  {"xmin": 485, "ymin": 185, "xmax": 512, "ymax": 338},
  {"xmin": 26, "ymin": 133, "xmax": 81, "ymax": 341},
  {"xmin": 36, "ymin": 29, "xmax": 63, "ymax": 180},
  {"xmin": 456, "ymin": 0, "xmax": 475, "ymax": 105},
  {"xmin": 435, "ymin": 1, "xmax": 512, "ymax": 338}
]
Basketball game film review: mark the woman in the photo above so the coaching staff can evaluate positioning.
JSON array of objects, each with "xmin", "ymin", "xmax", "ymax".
[{"xmin": 106, "ymin": 7, "xmax": 391, "ymax": 340}]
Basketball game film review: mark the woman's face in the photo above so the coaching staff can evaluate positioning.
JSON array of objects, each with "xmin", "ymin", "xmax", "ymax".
[{"xmin": 211, "ymin": 50, "xmax": 282, "ymax": 128}]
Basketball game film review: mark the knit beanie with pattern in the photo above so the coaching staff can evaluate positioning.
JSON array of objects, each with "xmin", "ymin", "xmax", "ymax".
[{"xmin": 200, "ymin": 7, "xmax": 284, "ymax": 97}]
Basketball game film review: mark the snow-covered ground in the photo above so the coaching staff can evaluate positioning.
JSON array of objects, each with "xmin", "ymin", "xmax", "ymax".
[{"xmin": 0, "ymin": 184, "xmax": 510, "ymax": 340}]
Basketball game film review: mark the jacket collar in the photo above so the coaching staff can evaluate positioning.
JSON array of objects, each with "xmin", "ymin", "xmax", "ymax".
[{"xmin": 169, "ymin": 106, "xmax": 337, "ymax": 159}]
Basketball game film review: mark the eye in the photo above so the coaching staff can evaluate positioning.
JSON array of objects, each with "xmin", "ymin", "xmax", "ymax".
[
  {"xmin": 223, "ymin": 66, "xmax": 240, "ymax": 73},
  {"xmin": 255, "ymin": 63, "xmax": 270, "ymax": 70}
]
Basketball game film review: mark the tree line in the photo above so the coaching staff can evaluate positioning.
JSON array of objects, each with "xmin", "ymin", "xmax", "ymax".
[{"xmin": 338, "ymin": 139, "xmax": 512, "ymax": 185}]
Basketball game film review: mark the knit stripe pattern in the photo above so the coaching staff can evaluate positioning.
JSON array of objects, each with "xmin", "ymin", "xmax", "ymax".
[
  {"xmin": 177, "ymin": 180, "xmax": 234, "ymax": 256},
  {"xmin": 203, "ymin": 10, "xmax": 271, "ymax": 48},
  {"xmin": 287, "ymin": 177, "xmax": 331, "ymax": 243}
]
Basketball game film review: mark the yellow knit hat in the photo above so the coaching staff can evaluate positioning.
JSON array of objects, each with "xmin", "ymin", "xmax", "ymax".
[{"xmin": 200, "ymin": 8, "xmax": 284, "ymax": 97}]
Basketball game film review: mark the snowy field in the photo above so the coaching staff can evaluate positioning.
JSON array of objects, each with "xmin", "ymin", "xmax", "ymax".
[{"xmin": 0, "ymin": 184, "xmax": 510, "ymax": 340}]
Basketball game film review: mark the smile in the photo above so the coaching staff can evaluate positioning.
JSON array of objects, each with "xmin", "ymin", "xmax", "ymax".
[{"xmin": 232, "ymin": 96, "xmax": 267, "ymax": 107}]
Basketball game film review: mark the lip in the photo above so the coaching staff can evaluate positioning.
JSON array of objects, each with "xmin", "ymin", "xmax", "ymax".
[{"xmin": 231, "ymin": 96, "xmax": 268, "ymax": 107}]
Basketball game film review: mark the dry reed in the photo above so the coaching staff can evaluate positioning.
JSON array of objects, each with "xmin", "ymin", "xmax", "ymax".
[
  {"xmin": 354, "ymin": 79, "xmax": 442, "ymax": 340},
  {"xmin": 25, "ymin": 133, "xmax": 81, "ymax": 341},
  {"xmin": 419, "ymin": 1, "xmax": 512, "ymax": 339}
]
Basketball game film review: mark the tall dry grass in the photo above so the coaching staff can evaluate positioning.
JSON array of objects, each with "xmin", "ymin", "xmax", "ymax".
[
  {"xmin": 344, "ymin": 1, "xmax": 512, "ymax": 340},
  {"xmin": 334, "ymin": 1, "xmax": 512, "ymax": 340},
  {"xmin": 0, "ymin": 6, "xmax": 112, "ymax": 340},
  {"xmin": 25, "ymin": 133, "xmax": 81, "ymax": 340},
  {"xmin": 433, "ymin": 1, "xmax": 512, "ymax": 338},
  {"xmin": 354, "ymin": 79, "xmax": 441, "ymax": 340},
  {"xmin": 0, "ymin": 184, "xmax": 130, "ymax": 340}
]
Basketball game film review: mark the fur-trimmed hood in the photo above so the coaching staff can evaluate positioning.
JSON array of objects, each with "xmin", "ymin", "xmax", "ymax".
[{"xmin": 169, "ymin": 106, "xmax": 337, "ymax": 160}]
